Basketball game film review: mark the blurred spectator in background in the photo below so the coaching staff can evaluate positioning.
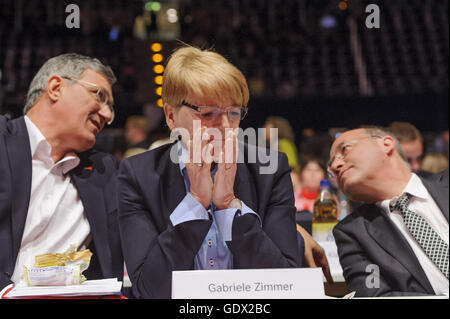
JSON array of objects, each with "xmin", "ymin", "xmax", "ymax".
[
  {"xmin": 300, "ymin": 128, "xmax": 333, "ymax": 160},
  {"xmin": 387, "ymin": 122, "xmax": 425, "ymax": 174},
  {"xmin": 294, "ymin": 158, "xmax": 327, "ymax": 213},
  {"xmin": 290, "ymin": 165, "xmax": 302, "ymax": 196},
  {"xmin": 125, "ymin": 115, "xmax": 150, "ymax": 149},
  {"xmin": 264, "ymin": 116, "xmax": 299, "ymax": 168},
  {"xmin": 431, "ymin": 130, "xmax": 449, "ymax": 159},
  {"xmin": 421, "ymin": 153, "xmax": 449, "ymax": 174}
]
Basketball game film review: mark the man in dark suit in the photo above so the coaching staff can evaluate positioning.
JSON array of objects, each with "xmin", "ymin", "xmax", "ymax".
[
  {"xmin": 118, "ymin": 45, "xmax": 330, "ymax": 299},
  {"xmin": 328, "ymin": 127, "xmax": 448, "ymax": 297},
  {"xmin": 0, "ymin": 54, "xmax": 123, "ymax": 290}
]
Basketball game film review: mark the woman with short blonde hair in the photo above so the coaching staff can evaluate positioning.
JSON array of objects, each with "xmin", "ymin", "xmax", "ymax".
[{"xmin": 162, "ymin": 46, "xmax": 249, "ymax": 109}]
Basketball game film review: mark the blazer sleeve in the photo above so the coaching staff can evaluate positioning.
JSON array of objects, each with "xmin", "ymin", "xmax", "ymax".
[
  {"xmin": 226, "ymin": 153, "xmax": 302, "ymax": 269},
  {"xmin": 333, "ymin": 223, "xmax": 431, "ymax": 297},
  {"xmin": 117, "ymin": 159, "xmax": 212, "ymax": 299}
]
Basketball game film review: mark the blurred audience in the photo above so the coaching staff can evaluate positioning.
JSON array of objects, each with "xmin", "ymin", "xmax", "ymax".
[
  {"xmin": 386, "ymin": 122, "xmax": 425, "ymax": 174},
  {"xmin": 299, "ymin": 128, "xmax": 333, "ymax": 160},
  {"xmin": 431, "ymin": 130, "xmax": 449, "ymax": 158},
  {"xmin": 420, "ymin": 153, "xmax": 449, "ymax": 174},
  {"xmin": 264, "ymin": 116, "xmax": 299, "ymax": 168},
  {"xmin": 125, "ymin": 115, "xmax": 150, "ymax": 149},
  {"xmin": 294, "ymin": 157, "xmax": 327, "ymax": 213},
  {"xmin": 290, "ymin": 165, "xmax": 302, "ymax": 196}
]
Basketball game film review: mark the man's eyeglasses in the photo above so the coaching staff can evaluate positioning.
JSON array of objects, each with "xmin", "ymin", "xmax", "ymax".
[
  {"xmin": 63, "ymin": 77, "xmax": 115, "ymax": 125},
  {"xmin": 181, "ymin": 101, "xmax": 247, "ymax": 122},
  {"xmin": 327, "ymin": 135, "xmax": 382, "ymax": 178}
]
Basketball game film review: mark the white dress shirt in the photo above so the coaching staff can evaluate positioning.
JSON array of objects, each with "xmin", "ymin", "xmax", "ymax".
[
  {"xmin": 11, "ymin": 116, "xmax": 90, "ymax": 284},
  {"xmin": 377, "ymin": 173, "xmax": 449, "ymax": 295}
]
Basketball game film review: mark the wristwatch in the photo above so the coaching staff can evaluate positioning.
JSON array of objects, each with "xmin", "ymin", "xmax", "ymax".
[{"xmin": 227, "ymin": 197, "xmax": 242, "ymax": 210}]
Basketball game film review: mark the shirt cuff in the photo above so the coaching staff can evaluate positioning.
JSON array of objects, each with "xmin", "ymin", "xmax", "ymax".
[
  {"xmin": 214, "ymin": 201, "xmax": 261, "ymax": 241},
  {"xmin": 170, "ymin": 193, "xmax": 210, "ymax": 226}
]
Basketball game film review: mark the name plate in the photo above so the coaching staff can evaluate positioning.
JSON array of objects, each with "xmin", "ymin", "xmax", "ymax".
[
  {"xmin": 172, "ymin": 268, "xmax": 324, "ymax": 299},
  {"xmin": 318, "ymin": 241, "xmax": 344, "ymax": 282}
]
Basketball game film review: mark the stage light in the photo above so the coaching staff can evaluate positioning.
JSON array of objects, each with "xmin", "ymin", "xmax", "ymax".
[
  {"xmin": 154, "ymin": 75, "xmax": 163, "ymax": 85},
  {"xmin": 151, "ymin": 45, "xmax": 164, "ymax": 107},
  {"xmin": 152, "ymin": 53, "xmax": 163, "ymax": 63},
  {"xmin": 145, "ymin": 1, "xmax": 161, "ymax": 12},
  {"xmin": 167, "ymin": 8, "xmax": 178, "ymax": 23},
  {"xmin": 151, "ymin": 2, "xmax": 161, "ymax": 11},
  {"xmin": 320, "ymin": 15, "xmax": 336, "ymax": 28},
  {"xmin": 338, "ymin": 1, "xmax": 348, "ymax": 10},
  {"xmin": 153, "ymin": 64, "xmax": 164, "ymax": 74},
  {"xmin": 151, "ymin": 43, "xmax": 162, "ymax": 52}
]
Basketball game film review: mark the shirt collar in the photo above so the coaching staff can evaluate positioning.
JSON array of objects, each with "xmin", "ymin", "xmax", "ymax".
[
  {"xmin": 24, "ymin": 115, "xmax": 48, "ymax": 158},
  {"xmin": 177, "ymin": 140, "xmax": 188, "ymax": 176},
  {"xmin": 24, "ymin": 115, "xmax": 80, "ymax": 174},
  {"xmin": 403, "ymin": 173, "xmax": 428, "ymax": 200},
  {"xmin": 377, "ymin": 173, "xmax": 428, "ymax": 213}
]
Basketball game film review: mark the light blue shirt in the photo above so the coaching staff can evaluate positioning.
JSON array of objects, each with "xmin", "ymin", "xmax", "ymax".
[{"xmin": 169, "ymin": 141, "xmax": 260, "ymax": 269}]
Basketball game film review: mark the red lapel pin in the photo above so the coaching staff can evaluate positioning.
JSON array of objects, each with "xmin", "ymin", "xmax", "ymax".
[{"xmin": 85, "ymin": 166, "xmax": 93, "ymax": 171}]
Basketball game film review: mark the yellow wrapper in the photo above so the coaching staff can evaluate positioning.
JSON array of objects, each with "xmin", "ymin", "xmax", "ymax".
[{"xmin": 35, "ymin": 245, "xmax": 92, "ymax": 273}]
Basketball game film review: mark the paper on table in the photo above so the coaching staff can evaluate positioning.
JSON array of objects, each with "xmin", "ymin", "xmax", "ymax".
[
  {"xmin": 318, "ymin": 241, "xmax": 344, "ymax": 282},
  {"xmin": 4, "ymin": 278, "xmax": 122, "ymax": 298}
]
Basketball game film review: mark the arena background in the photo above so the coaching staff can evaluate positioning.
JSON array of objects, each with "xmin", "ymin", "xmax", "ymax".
[{"xmin": 0, "ymin": 0, "xmax": 448, "ymax": 156}]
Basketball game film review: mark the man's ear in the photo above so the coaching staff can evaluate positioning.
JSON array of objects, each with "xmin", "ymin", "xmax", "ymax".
[
  {"xmin": 382, "ymin": 135, "xmax": 396, "ymax": 157},
  {"xmin": 163, "ymin": 103, "xmax": 177, "ymax": 131},
  {"xmin": 46, "ymin": 75, "xmax": 64, "ymax": 103}
]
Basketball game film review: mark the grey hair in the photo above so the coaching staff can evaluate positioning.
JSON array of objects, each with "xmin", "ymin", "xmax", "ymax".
[
  {"xmin": 362, "ymin": 126, "xmax": 408, "ymax": 163},
  {"xmin": 24, "ymin": 53, "xmax": 117, "ymax": 114}
]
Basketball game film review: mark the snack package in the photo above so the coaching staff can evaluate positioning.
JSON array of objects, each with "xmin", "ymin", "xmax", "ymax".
[
  {"xmin": 22, "ymin": 245, "xmax": 93, "ymax": 286},
  {"xmin": 23, "ymin": 265, "xmax": 82, "ymax": 286}
]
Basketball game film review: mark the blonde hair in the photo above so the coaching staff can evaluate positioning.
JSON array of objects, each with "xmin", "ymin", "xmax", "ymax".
[
  {"xmin": 162, "ymin": 45, "xmax": 249, "ymax": 108},
  {"xmin": 264, "ymin": 116, "xmax": 295, "ymax": 143},
  {"xmin": 421, "ymin": 153, "xmax": 449, "ymax": 174}
]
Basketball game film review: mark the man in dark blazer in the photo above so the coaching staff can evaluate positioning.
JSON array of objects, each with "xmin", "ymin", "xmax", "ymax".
[
  {"xmin": 0, "ymin": 54, "xmax": 123, "ymax": 291},
  {"xmin": 118, "ymin": 46, "xmax": 333, "ymax": 299},
  {"xmin": 328, "ymin": 127, "xmax": 448, "ymax": 297}
]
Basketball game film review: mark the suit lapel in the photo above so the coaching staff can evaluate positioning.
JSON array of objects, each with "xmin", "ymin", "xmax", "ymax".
[
  {"xmin": 421, "ymin": 175, "xmax": 449, "ymax": 222},
  {"xmin": 366, "ymin": 205, "xmax": 435, "ymax": 293},
  {"xmin": 158, "ymin": 145, "xmax": 187, "ymax": 219},
  {"xmin": 70, "ymin": 160, "xmax": 111, "ymax": 277},
  {"xmin": 5, "ymin": 117, "xmax": 32, "ymax": 262},
  {"xmin": 234, "ymin": 163, "xmax": 257, "ymax": 212}
]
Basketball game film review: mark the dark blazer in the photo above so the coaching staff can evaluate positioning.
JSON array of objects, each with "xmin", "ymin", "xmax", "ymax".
[
  {"xmin": 117, "ymin": 141, "xmax": 303, "ymax": 298},
  {"xmin": 333, "ymin": 169, "xmax": 449, "ymax": 297},
  {"xmin": 0, "ymin": 115, "xmax": 123, "ymax": 290}
]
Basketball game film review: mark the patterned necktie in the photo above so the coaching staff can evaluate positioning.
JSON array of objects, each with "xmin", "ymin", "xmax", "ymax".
[{"xmin": 390, "ymin": 193, "xmax": 449, "ymax": 279}]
